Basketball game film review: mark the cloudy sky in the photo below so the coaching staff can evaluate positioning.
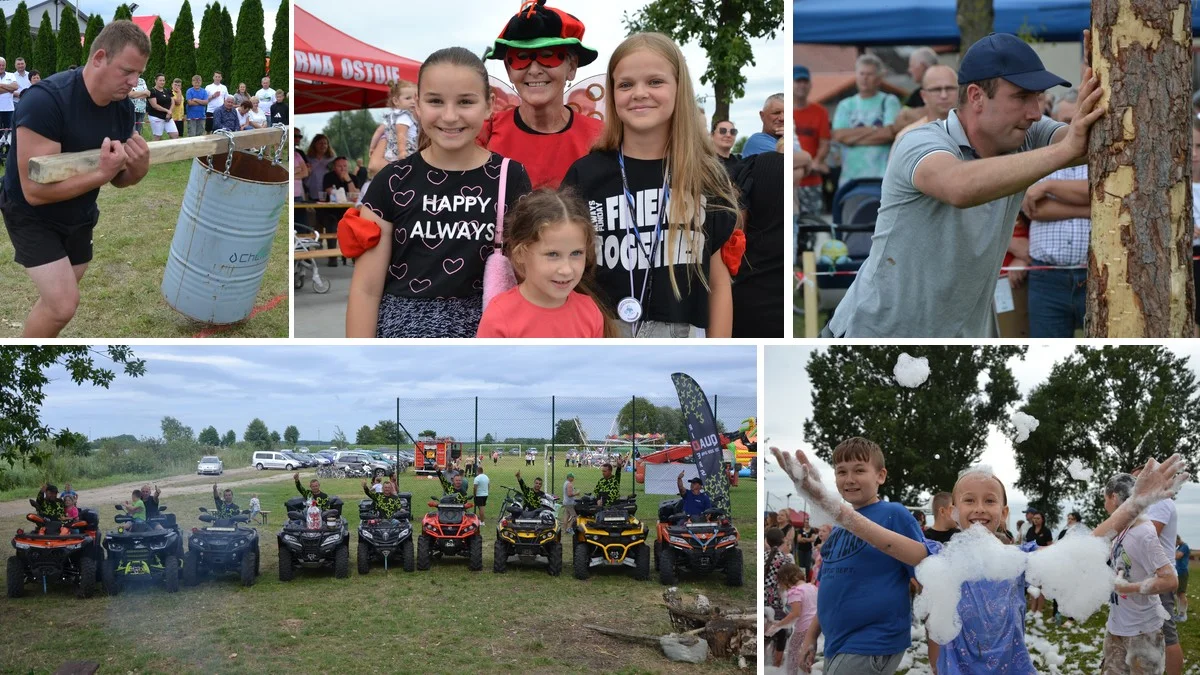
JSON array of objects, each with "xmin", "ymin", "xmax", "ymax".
[
  {"xmin": 65, "ymin": 1, "xmax": 281, "ymax": 46},
  {"xmin": 763, "ymin": 345, "xmax": 1200, "ymax": 524},
  {"xmin": 294, "ymin": 0, "xmax": 786, "ymax": 145},
  {"xmin": 36, "ymin": 345, "xmax": 756, "ymax": 444}
]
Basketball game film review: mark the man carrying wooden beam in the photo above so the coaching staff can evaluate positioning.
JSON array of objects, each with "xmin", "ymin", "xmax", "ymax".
[
  {"xmin": 0, "ymin": 21, "xmax": 150, "ymax": 337},
  {"xmin": 823, "ymin": 33, "xmax": 1104, "ymax": 337}
]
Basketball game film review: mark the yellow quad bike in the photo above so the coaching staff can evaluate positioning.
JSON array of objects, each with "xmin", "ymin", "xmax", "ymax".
[{"xmin": 572, "ymin": 494, "xmax": 649, "ymax": 581}]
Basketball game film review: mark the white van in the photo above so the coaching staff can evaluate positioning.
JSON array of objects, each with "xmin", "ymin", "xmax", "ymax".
[{"xmin": 252, "ymin": 451, "xmax": 297, "ymax": 470}]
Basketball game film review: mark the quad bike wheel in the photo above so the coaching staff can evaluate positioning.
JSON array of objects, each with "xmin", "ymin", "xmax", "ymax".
[
  {"xmin": 724, "ymin": 547, "xmax": 744, "ymax": 587},
  {"xmin": 493, "ymin": 540, "xmax": 508, "ymax": 573},
  {"xmin": 76, "ymin": 556, "xmax": 98, "ymax": 599},
  {"xmin": 182, "ymin": 549, "xmax": 200, "ymax": 586},
  {"xmin": 334, "ymin": 545, "xmax": 349, "ymax": 579},
  {"xmin": 658, "ymin": 545, "xmax": 677, "ymax": 585},
  {"xmin": 163, "ymin": 555, "xmax": 181, "ymax": 593},
  {"xmin": 240, "ymin": 551, "xmax": 258, "ymax": 587},
  {"xmin": 416, "ymin": 533, "xmax": 432, "ymax": 571},
  {"xmin": 103, "ymin": 556, "xmax": 122, "ymax": 596},
  {"xmin": 546, "ymin": 540, "xmax": 563, "ymax": 577},
  {"xmin": 633, "ymin": 544, "xmax": 650, "ymax": 581},
  {"xmin": 6, "ymin": 556, "xmax": 24, "ymax": 599},
  {"xmin": 358, "ymin": 542, "xmax": 371, "ymax": 575},
  {"xmin": 399, "ymin": 537, "xmax": 414, "ymax": 573},
  {"xmin": 573, "ymin": 541, "xmax": 590, "ymax": 580},
  {"xmin": 468, "ymin": 535, "xmax": 483, "ymax": 572},
  {"xmin": 278, "ymin": 545, "xmax": 295, "ymax": 581}
]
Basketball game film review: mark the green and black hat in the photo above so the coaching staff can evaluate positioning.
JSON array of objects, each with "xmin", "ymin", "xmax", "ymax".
[{"xmin": 484, "ymin": 0, "xmax": 599, "ymax": 67}]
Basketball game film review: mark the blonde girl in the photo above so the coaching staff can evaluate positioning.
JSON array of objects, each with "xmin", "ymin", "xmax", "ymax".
[{"xmin": 368, "ymin": 80, "xmax": 419, "ymax": 176}]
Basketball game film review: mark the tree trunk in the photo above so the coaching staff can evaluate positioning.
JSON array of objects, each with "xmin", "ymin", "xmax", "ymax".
[
  {"xmin": 956, "ymin": 0, "xmax": 995, "ymax": 50},
  {"xmin": 1087, "ymin": 0, "xmax": 1196, "ymax": 337}
]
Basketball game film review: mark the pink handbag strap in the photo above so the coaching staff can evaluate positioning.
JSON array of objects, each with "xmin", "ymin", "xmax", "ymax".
[{"xmin": 494, "ymin": 157, "xmax": 511, "ymax": 246}]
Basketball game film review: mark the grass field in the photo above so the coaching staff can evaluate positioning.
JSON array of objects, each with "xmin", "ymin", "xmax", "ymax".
[
  {"xmin": 0, "ymin": 134, "xmax": 289, "ymax": 338},
  {"xmin": 0, "ymin": 455, "xmax": 757, "ymax": 674}
]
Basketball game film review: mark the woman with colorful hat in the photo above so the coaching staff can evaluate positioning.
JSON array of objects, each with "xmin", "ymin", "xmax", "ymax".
[{"xmin": 481, "ymin": 0, "xmax": 604, "ymax": 189}]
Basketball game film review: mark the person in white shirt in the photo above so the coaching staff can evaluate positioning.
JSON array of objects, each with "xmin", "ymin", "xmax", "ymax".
[
  {"xmin": 254, "ymin": 76, "xmax": 275, "ymax": 118},
  {"xmin": 204, "ymin": 71, "xmax": 228, "ymax": 132},
  {"xmin": 11, "ymin": 58, "xmax": 31, "ymax": 105},
  {"xmin": 0, "ymin": 58, "xmax": 18, "ymax": 132},
  {"xmin": 245, "ymin": 97, "xmax": 267, "ymax": 129}
]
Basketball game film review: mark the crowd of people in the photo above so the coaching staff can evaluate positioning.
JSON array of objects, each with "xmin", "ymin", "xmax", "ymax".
[
  {"xmin": 293, "ymin": 1, "xmax": 784, "ymax": 338},
  {"xmin": 794, "ymin": 33, "xmax": 1200, "ymax": 338},
  {"xmin": 764, "ymin": 439, "xmax": 1191, "ymax": 674}
]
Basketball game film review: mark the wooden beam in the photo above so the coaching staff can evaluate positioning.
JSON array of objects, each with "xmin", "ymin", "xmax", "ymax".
[{"xmin": 29, "ymin": 127, "xmax": 290, "ymax": 184}]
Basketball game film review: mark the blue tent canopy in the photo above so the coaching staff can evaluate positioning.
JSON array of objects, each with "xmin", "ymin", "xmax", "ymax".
[{"xmin": 795, "ymin": 0, "xmax": 1200, "ymax": 46}]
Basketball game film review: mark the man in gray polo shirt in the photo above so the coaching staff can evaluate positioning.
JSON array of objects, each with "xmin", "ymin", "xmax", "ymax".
[{"xmin": 825, "ymin": 33, "xmax": 1104, "ymax": 337}]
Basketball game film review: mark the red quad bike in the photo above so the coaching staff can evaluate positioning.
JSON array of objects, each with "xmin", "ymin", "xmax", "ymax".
[
  {"xmin": 416, "ymin": 495, "xmax": 482, "ymax": 572},
  {"xmin": 654, "ymin": 499, "xmax": 743, "ymax": 586},
  {"xmin": 7, "ymin": 500, "xmax": 102, "ymax": 599}
]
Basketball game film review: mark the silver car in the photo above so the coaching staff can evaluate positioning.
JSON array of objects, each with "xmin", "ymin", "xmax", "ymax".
[{"xmin": 197, "ymin": 455, "xmax": 223, "ymax": 475}]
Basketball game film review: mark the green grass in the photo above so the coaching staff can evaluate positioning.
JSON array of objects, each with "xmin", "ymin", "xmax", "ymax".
[
  {"xmin": 0, "ymin": 456, "xmax": 756, "ymax": 674},
  {"xmin": 0, "ymin": 132, "xmax": 289, "ymax": 338}
]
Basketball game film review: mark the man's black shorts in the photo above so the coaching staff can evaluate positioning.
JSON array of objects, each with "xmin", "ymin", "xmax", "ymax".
[
  {"xmin": 1, "ymin": 188, "xmax": 99, "ymax": 267},
  {"xmin": 474, "ymin": 495, "xmax": 488, "ymax": 507}
]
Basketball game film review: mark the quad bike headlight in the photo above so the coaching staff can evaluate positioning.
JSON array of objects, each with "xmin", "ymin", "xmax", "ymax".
[
  {"xmin": 668, "ymin": 536, "xmax": 689, "ymax": 547},
  {"xmin": 282, "ymin": 534, "xmax": 299, "ymax": 545},
  {"xmin": 361, "ymin": 530, "xmax": 374, "ymax": 541},
  {"xmin": 63, "ymin": 543, "xmax": 82, "ymax": 551},
  {"xmin": 718, "ymin": 535, "xmax": 738, "ymax": 546},
  {"xmin": 106, "ymin": 543, "xmax": 123, "ymax": 552},
  {"xmin": 321, "ymin": 535, "xmax": 341, "ymax": 547},
  {"xmin": 14, "ymin": 542, "xmax": 29, "ymax": 550},
  {"xmin": 191, "ymin": 538, "xmax": 203, "ymax": 547}
]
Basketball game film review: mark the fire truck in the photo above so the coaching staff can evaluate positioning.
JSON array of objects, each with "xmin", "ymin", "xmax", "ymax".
[{"xmin": 413, "ymin": 435, "xmax": 463, "ymax": 475}]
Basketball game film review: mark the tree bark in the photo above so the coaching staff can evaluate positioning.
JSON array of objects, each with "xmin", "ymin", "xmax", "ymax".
[
  {"xmin": 957, "ymin": 0, "xmax": 995, "ymax": 50},
  {"xmin": 1087, "ymin": 0, "xmax": 1196, "ymax": 337}
]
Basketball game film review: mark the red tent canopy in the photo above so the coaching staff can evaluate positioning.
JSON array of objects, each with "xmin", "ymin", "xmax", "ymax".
[
  {"xmin": 294, "ymin": 6, "xmax": 421, "ymax": 114},
  {"xmin": 132, "ymin": 16, "xmax": 174, "ymax": 44}
]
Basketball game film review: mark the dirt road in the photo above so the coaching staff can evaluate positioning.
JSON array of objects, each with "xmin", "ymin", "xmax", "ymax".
[{"xmin": 0, "ymin": 467, "xmax": 299, "ymax": 518}]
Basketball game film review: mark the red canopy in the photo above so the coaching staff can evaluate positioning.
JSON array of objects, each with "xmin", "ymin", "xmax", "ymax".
[
  {"xmin": 294, "ymin": 6, "xmax": 422, "ymax": 114},
  {"xmin": 132, "ymin": 16, "xmax": 173, "ymax": 43}
]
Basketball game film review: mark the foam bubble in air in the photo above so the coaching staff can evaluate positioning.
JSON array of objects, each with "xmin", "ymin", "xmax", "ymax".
[
  {"xmin": 1067, "ymin": 458, "xmax": 1093, "ymax": 481},
  {"xmin": 1012, "ymin": 412, "xmax": 1040, "ymax": 443},
  {"xmin": 894, "ymin": 353, "xmax": 931, "ymax": 388}
]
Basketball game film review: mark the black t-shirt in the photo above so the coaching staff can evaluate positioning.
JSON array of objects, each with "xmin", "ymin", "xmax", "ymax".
[
  {"xmin": 796, "ymin": 526, "xmax": 816, "ymax": 553},
  {"xmin": 271, "ymin": 105, "xmax": 289, "ymax": 126},
  {"xmin": 323, "ymin": 171, "xmax": 362, "ymax": 193},
  {"xmin": 561, "ymin": 150, "xmax": 735, "ymax": 328},
  {"xmin": 148, "ymin": 87, "xmax": 171, "ymax": 119},
  {"xmin": 720, "ymin": 154, "xmax": 742, "ymax": 177},
  {"xmin": 906, "ymin": 87, "xmax": 925, "ymax": 108},
  {"xmin": 142, "ymin": 494, "xmax": 160, "ymax": 519},
  {"xmin": 3, "ymin": 69, "xmax": 134, "ymax": 222},
  {"xmin": 1025, "ymin": 525, "xmax": 1053, "ymax": 546},
  {"xmin": 360, "ymin": 151, "xmax": 531, "ymax": 299},
  {"xmin": 732, "ymin": 151, "xmax": 784, "ymax": 281},
  {"xmin": 924, "ymin": 527, "xmax": 960, "ymax": 543}
]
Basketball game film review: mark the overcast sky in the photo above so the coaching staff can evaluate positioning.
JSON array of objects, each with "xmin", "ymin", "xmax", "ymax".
[
  {"xmin": 294, "ymin": 0, "xmax": 785, "ymax": 145},
  {"xmin": 763, "ymin": 345, "xmax": 1200, "ymax": 520},
  {"xmin": 36, "ymin": 345, "xmax": 756, "ymax": 443},
  {"xmin": 65, "ymin": 1, "xmax": 281, "ymax": 48}
]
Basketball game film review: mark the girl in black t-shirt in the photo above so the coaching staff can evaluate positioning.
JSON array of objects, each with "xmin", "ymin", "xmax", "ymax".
[
  {"xmin": 349, "ymin": 47, "xmax": 531, "ymax": 338},
  {"xmin": 561, "ymin": 33, "xmax": 739, "ymax": 338}
]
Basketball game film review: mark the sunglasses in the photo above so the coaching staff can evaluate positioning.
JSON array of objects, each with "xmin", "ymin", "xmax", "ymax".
[
  {"xmin": 716, "ymin": 127, "xmax": 738, "ymax": 136},
  {"xmin": 505, "ymin": 47, "xmax": 569, "ymax": 71}
]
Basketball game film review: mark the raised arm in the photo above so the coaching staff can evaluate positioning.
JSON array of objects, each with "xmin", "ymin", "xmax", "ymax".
[{"xmin": 1093, "ymin": 455, "xmax": 1189, "ymax": 539}]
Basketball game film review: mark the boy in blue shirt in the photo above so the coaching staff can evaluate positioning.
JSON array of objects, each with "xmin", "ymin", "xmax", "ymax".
[
  {"xmin": 184, "ymin": 75, "xmax": 207, "ymax": 137},
  {"xmin": 789, "ymin": 437, "xmax": 923, "ymax": 675}
]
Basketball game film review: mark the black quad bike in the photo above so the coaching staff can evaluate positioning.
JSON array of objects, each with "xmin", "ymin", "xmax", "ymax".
[
  {"xmin": 277, "ymin": 496, "xmax": 350, "ymax": 580},
  {"xmin": 654, "ymin": 499, "xmax": 743, "ymax": 586},
  {"xmin": 7, "ymin": 501, "xmax": 102, "ymax": 599},
  {"xmin": 102, "ymin": 503, "xmax": 183, "ymax": 595},
  {"xmin": 183, "ymin": 507, "xmax": 260, "ymax": 587},
  {"xmin": 493, "ymin": 487, "xmax": 562, "ymax": 576},
  {"xmin": 572, "ymin": 495, "xmax": 649, "ymax": 581},
  {"xmin": 416, "ymin": 495, "xmax": 483, "ymax": 572},
  {"xmin": 356, "ymin": 494, "xmax": 414, "ymax": 574}
]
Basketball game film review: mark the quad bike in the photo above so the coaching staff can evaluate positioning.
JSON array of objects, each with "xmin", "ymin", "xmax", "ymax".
[
  {"xmin": 7, "ymin": 501, "xmax": 102, "ymax": 599},
  {"xmin": 654, "ymin": 499, "xmax": 743, "ymax": 586},
  {"xmin": 416, "ymin": 495, "xmax": 482, "ymax": 572},
  {"xmin": 183, "ymin": 507, "xmax": 260, "ymax": 587},
  {"xmin": 572, "ymin": 495, "xmax": 649, "ymax": 581},
  {"xmin": 101, "ymin": 503, "xmax": 183, "ymax": 595},
  {"xmin": 493, "ymin": 487, "xmax": 562, "ymax": 576},
  {"xmin": 356, "ymin": 495, "xmax": 414, "ymax": 574},
  {"xmin": 277, "ymin": 496, "xmax": 350, "ymax": 580}
]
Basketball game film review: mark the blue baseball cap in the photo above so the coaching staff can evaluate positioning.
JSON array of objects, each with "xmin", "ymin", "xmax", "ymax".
[
  {"xmin": 794, "ymin": 65, "xmax": 811, "ymax": 81},
  {"xmin": 958, "ymin": 33, "xmax": 1069, "ymax": 92}
]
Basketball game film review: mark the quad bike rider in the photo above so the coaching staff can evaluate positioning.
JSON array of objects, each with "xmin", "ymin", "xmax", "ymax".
[
  {"xmin": 573, "ymin": 458, "xmax": 649, "ymax": 580},
  {"xmin": 7, "ymin": 484, "xmax": 102, "ymax": 599},
  {"xmin": 357, "ymin": 478, "xmax": 414, "ymax": 574},
  {"xmin": 101, "ymin": 490, "xmax": 183, "ymax": 594},
  {"xmin": 277, "ymin": 491, "xmax": 349, "ymax": 580},
  {"xmin": 654, "ymin": 472, "xmax": 742, "ymax": 586},
  {"xmin": 183, "ymin": 485, "xmax": 260, "ymax": 587},
  {"xmin": 493, "ymin": 472, "xmax": 562, "ymax": 576},
  {"xmin": 416, "ymin": 469, "xmax": 482, "ymax": 572}
]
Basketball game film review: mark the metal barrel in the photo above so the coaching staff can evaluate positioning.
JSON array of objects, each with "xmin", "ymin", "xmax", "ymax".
[{"xmin": 161, "ymin": 150, "xmax": 287, "ymax": 324}]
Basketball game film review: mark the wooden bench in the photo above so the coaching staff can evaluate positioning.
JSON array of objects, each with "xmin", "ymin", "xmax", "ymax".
[
  {"xmin": 294, "ymin": 248, "xmax": 343, "ymax": 260},
  {"xmin": 257, "ymin": 510, "xmax": 270, "ymax": 526}
]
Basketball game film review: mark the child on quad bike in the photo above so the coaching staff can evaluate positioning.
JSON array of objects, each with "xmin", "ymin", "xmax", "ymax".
[
  {"xmin": 361, "ymin": 478, "xmax": 407, "ymax": 517},
  {"xmin": 212, "ymin": 484, "xmax": 241, "ymax": 518},
  {"xmin": 294, "ymin": 473, "xmax": 332, "ymax": 510},
  {"xmin": 595, "ymin": 457, "xmax": 629, "ymax": 506},
  {"xmin": 124, "ymin": 490, "xmax": 147, "ymax": 526},
  {"xmin": 63, "ymin": 495, "xmax": 79, "ymax": 521},
  {"xmin": 436, "ymin": 470, "xmax": 469, "ymax": 504},
  {"xmin": 34, "ymin": 483, "xmax": 66, "ymax": 519}
]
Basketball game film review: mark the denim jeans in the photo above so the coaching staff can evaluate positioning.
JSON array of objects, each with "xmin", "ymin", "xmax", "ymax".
[{"xmin": 1027, "ymin": 259, "xmax": 1087, "ymax": 337}]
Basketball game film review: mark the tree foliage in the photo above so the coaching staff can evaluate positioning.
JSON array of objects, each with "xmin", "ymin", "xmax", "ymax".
[
  {"xmin": 198, "ymin": 426, "xmax": 221, "ymax": 446},
  {"xmin": 146, "ymin": 16, "xmax": 167, "ymax": 79},
  {"xmin": 221, "ymin": 429, "xmax": 237, "ymax": 446},
  {"xmin": 113, "ymin": 4, "xmax": 134, "ymax": 21},
  {"xmin": 53, "ymin": 429, "xmax": 91, "ymax": 457},
  {"xmin": 7, "ymin": 2, "xmax": 32, "ymax": 66},
  {"xmin": 33, "ymin": 11, "xmax": 55, "ymax": 77},
  {"xmin": 230, "ymin": 0, "xmax": 265, "ymax": 92},
  {"xmin": 1017, "ymin": 346, "xmax": 1200, "ymax": 525},
  {"xmin": 195, "ymin": 3, "xmax": 221, "ymax": 84},
  {"xmin": 371, "ymin": 419, "xmax": 404, "ymax": 445},
  {"xmin": 321, "ymin": 110, "xmax": 380, "ymax": 164},
  {"xmin": 0, "ymin": 8, "xmax": 9, "ymax": 64},
  {"xmin": 482, "ymin": 433, "xmax": 495, "ymax": 444},
  {"xmin": 419, "ymin": 429, "xmax": 437, "ymax": 438},
  {"xmin": 554, "ymin": 418, "xmax": 586, "ymax": 445},
  {"xmin": 331, "ymin": 426, "xmax": 348, "ymax": 448},
  {"xmin": 804, "ymin": 346, "xmax": 1025, "ymax": 505},
  {"xmin": 164, "ymin": 1, "xmax": 197, "ymax": 88},
  {"xmin": 82, "ymin": 14, "xmax": 104, "ymax": 61},
  {"xmin": 55, "ymin": 6, "xmax": 81, "ymax": 72},
  {"xmin": 0, "ymin": 346, "xmax": 144, "ymax": 476},
  {"xmin": 284, "ymin": 425, "xmax": 300, "ymax": 445},
  {"xmin": 270, "ymin": 430, "xmax": 281, "ymax": 445},
  {"xmin": 219, "ymin": 6, "xmax": 234, "ymax": 79},
  {"xmin": 355, "ymin": 425, "xmax": 374, "ymax": 445},
  {"xmin": 269, "ymin": 0, "xmax": 288, "ymax": 79},
  {"xmin": 624, "ymin": 0, "xmax": 784, "ymax": 126},
  {"xmin": 160, "ymin": 416, "xmax": 194, "ymax": 444},
  {"xmin": 244, "ymin": 418, "xmax": 272, "ymax": 450}
]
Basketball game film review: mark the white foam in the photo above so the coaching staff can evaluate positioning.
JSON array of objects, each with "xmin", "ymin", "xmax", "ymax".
[
  {"xmin": 894, "ymin": 353, "xmax": 931, "ymax": 388},
  {"xmin": 1026, "ymin": 530, "xmax": 1114, "ymax": 620},
  {"xmin": 1012, "ymin": 412, "xmax": 1041, "ymax": 443},
  {"xmin": 1067, "ymin": 458, "xmax": 1093, "ymax": 481}
]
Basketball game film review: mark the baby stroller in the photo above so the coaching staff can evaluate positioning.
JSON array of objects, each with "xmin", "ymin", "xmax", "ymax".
[
  {"xmin": 294, "ymin": 223, "xmax": 331, "ymax": 294},
  {"xmin": 818, "ymin": 178, "xmax": 882, "ymax": 304}
]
